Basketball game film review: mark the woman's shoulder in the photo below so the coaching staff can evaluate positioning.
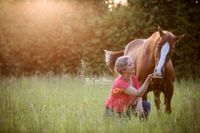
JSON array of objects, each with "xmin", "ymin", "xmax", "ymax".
[
  {"xmin": 131, "ymin": 74, "xmax": 137, "ymax": 80},
  {"xmin": 113, "ymin": 76, "xmax": 124, "ymax": 84},
  {"xmin": 131, "ymin": 74, "xmax": 140, "ymax": 88},
  {"xmin": 112, "ymin": 76, "xmax": 129, "ymax": 88}
]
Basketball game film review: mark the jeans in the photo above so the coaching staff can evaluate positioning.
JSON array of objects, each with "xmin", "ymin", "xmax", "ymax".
[
  {"xmin": 104, "ymin": 101, "xmax": 151, "ymax": 119},
  {"xmin": 142, "ymin": 101, "xmax": 151, "ymax": 116}
]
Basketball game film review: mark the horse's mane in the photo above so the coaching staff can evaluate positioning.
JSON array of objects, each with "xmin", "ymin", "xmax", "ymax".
[
  {"xmin": 148, "ymin": 31, "xmax": 160, "ymax": 40},
  {"xmin": 148, "ymin": 31, "xmax": 175, "ymax": 40},
  {"xmin": 146, "ymin": 31, "xmax": 174, "ymax": 48}
]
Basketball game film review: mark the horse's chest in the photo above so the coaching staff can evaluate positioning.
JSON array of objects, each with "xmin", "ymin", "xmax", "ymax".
[{"xmin": 149, "ymin": 79, "xmax": 166, "ymax": 92}]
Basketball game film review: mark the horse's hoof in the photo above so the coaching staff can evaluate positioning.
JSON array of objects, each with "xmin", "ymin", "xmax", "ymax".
[{"xmin": 165, "ymin": 110, "xmax": 172, "ymax": 114}]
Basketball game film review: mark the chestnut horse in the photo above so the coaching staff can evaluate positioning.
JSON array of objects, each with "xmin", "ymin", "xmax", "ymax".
[{"xmin": 105, "ymin": 27, "xmax": 184, "ymax": 113}]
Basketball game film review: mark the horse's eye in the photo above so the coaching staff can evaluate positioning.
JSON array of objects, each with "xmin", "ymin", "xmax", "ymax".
[{"xmin": 157, "ymin": 45, "xmax": 162, "ymax": 49}]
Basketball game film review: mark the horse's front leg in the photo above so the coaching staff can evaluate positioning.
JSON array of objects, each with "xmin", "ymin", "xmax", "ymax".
[
  {"xmin": 153, "ymin": 90, "xmax": 161, "ymax": 111},
  {"xmin": 164, "ymin": 81, "xmax": 174, "ymax": 113},
  {"xmin": 148, "ymin": 82, "xmax": 161, "ymax": 112},
  {"xmin": 142, "ymin": 91, "xmax": 148, "ymax": 101}
]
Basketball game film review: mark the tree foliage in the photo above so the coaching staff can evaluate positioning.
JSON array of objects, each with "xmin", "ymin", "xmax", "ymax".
[{"xmin": 0, "ymin": 0, "xmax": 199, "ymax": 78}]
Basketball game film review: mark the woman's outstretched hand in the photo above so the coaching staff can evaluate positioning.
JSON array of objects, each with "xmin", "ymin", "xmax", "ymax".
[{"xmin": 147, "ymin": 73, "xmax": 155, "ymax": 82}]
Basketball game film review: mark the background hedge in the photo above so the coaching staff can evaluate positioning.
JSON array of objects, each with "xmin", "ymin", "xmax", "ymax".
[{"xmin": 0, "ymin": 0, "xmax": 199, "ymax": 78}]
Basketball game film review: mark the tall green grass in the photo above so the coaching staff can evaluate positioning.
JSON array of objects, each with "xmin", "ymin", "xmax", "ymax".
[{"xmin": 0, "ymin": 76, "xmax": 199, "ymax": 133}]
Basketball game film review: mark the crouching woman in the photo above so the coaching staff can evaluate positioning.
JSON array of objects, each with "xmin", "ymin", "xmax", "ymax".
[{"xmin": 104, "ymin": 56, "xmax": 154, "ymax": 118}]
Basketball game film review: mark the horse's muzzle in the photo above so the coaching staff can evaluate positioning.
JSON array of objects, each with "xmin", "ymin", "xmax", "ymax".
[{"xmin": 154, "ymin": 68, "xmax": 164, "ymax": 79}]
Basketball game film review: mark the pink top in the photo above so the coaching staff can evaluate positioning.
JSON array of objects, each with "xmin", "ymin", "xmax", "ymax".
[{"xmin": 105, "ymin": 75, "xmax": 140, "ymax": 113}]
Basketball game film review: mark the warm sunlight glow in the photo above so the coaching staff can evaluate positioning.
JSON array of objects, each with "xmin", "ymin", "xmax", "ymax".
[
  {"xmin": 105, "ymin": 0, "xmax": 128, "ymax": 11},
  {"xmin": 113, "ymin": 0, "xmax": 128, "ymax": 6},
  {"xmin": 0, "ymin": 0, "xmax": 100, "ymax": 75},
  {"xmin": 24, "ymin": 1, "xmax": 74, "ymax": 19}
]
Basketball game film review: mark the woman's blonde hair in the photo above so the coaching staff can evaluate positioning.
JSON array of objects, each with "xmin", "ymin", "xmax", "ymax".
[{"xmin": 115, "ymin": 56, "xmax": 132, "ymax": 74}]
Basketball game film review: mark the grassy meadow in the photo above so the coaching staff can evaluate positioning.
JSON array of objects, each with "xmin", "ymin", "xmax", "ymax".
[{"xmin": 0, "ymin": 75, "xmax": 199, "ymax": 133}]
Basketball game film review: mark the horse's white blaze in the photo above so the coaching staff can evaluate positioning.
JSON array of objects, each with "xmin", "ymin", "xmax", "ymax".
[{"xmin": 155, "ymin": 42, "xmax": 170, "ymax": 75}]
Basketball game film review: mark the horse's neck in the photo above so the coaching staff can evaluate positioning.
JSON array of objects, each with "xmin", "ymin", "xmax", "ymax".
[
  {"xmin": 135, "ymin": 37, "xmax": 158, "ymax": 82},
  {"xmin": 145, "ymin": 35, "xmax": 160, "ymax": 59},
  {"xmin": 139, "ymin": 35, "xmax": 160, "ymax": 71},
  {"xmin": 125, "ymin": 39, "xmax": 146, "ymax": 62}
]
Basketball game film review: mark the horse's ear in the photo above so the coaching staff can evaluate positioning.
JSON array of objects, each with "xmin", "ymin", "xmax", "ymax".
[
  {"xmin": 158, "ymin": 25, "xmax": 164, "ymax": 37},
  {"xmin": 174, "ymin": 34, "xmax": 185, "ymax": 42}
]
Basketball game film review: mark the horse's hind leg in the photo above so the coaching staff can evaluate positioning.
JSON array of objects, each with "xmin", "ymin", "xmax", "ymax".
[
  {"xmin": 153, "ymin": 90, "xmax": 161, "ymax": 111},
  {"xmin": 164, "ymin": 81, "xmax": 174, "ymax": 113}
]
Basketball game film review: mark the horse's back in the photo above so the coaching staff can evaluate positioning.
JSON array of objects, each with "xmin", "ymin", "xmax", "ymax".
[{"xmin": 124, "ymin": 39, "xmax": 146, "ymax": 61}]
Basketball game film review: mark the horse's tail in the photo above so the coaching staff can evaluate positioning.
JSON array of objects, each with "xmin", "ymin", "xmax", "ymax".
[{"xmin": 104, "ymin": 49, "xmax": 124, "ymax": 76}]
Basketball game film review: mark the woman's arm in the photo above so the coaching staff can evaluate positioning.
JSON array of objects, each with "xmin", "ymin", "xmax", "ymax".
[{"xmin": 124, "ymin": 73, "xmax": 154, "ymax": 96}]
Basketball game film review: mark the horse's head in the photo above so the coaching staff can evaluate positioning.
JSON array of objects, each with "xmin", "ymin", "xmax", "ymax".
[{"xmin": 154, "ymin": 26, "xmax": 184, "ymax": 78}]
